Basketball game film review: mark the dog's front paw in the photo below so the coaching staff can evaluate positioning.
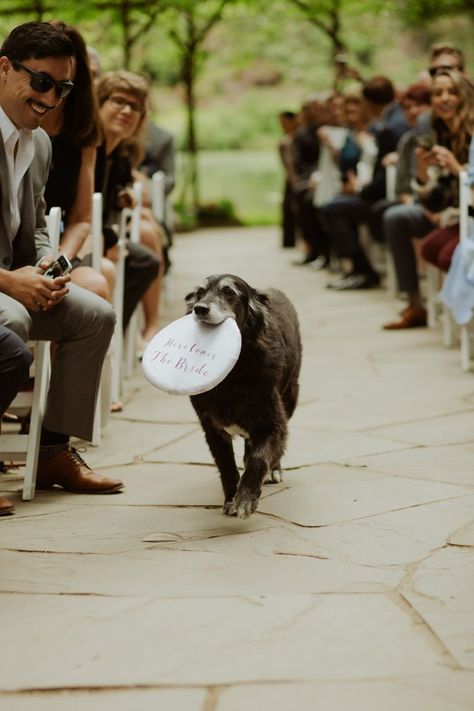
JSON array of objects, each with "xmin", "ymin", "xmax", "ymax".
[
  {"xmin": 264, "ymin": 468, "xmax": 283, "ymax": 484},
  {"xmin": 228, "ymin": 488, "xmax": 260, "ymax": 519},
  {"xmin": 222, "ymin": 500, "xmax": 234, "ymax": 516}
]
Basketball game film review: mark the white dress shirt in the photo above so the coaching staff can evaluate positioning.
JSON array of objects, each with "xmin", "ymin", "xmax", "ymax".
[{"xmin": 0, "ymin": 106, "xmax": 35, "ymax": 243}]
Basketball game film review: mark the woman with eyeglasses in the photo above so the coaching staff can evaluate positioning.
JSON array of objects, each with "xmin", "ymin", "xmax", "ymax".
[
  {"xmin": 383, "ymin": 69, "xmax": 474, "ymax": 329},
  {"xmin": 95, "ymin": 70, "xmax": 164, "ymax": 349}
]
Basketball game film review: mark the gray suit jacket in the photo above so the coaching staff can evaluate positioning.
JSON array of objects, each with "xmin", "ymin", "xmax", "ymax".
[
  {"xmin": 140, "ymin": 122, "xmax": 175, "ymax": 194},
  {"xmin": 0, "ymin": 126, "xmax": 52, "ymax": 271}
]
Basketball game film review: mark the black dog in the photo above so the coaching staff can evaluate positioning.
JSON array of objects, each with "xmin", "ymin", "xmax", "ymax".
[{"xmin": 185, "ymin": 274, "xmax": 302, "ymax": 519}]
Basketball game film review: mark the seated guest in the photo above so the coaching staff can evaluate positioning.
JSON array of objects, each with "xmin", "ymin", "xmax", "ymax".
[
  {"xmin": 0, "ymin": 22, "xmax": 123, "ymax": 508},
  {"xmin": 369, "ymin": 83, "xmax": 432, "ymax": 242},
  {"xmin": 313, "ymin": 92, "xmax": 349, "ymax": 217},
  {"xmin": 419, "ymin": 43, "xmax": 466, "ymax": 87},
  {"xmin": 95, "ymin": 70, "xmax": 163, "ymax": 343},
  {"xmin": 291, "ymin": 96, "xmax": 329, "ymax": 264},
  {"xmin": 277, "ymin": 110, "xmax": 299, "ymax": 248},
  {"xmin": 0, "ymin": 326, "xmax": 33, "ymax": 515},
  {"xmin": 333, "ymin": 92, "xmax": 376, "ymax": 196},
  {"xmin": 321, "ymin": 76, "xmax": 409, "ymax": 290},
  {"xmin": 41, "ymin": 21, "xmax": 114, "ymax": 302},
  {"xmin": 383, "ymin": 69, "xmax": 474, "ymax": 329}
]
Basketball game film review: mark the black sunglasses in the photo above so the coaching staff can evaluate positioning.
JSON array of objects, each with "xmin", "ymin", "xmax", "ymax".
[
  {"xmin": 428, "ymin": 65, "xmax": 462, "ymax": 77},
  {"xmin": 11, "ymin": 59, "xmax": 74, "ymax": 99}
]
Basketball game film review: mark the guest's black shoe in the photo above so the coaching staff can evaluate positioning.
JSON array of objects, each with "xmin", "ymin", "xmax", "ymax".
[{"xmin": 326, "ymin": 273, "xmax": 380, "ymax": 290}]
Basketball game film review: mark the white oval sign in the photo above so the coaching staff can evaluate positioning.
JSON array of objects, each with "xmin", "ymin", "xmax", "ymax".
[{"xmin": 142, "ymin": 314, "xmax": 242, "ymax": 395}]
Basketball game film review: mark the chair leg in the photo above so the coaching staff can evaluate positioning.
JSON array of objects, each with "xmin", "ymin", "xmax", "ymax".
[
  {"xmin": 425, "ymin": 265, "xmax": 441, "ymax": 329},
  {"xmin": 22, "ymin": 343, "xmax": 50, "ymax": 501},
  {"xmin": 460, "ymin": 326, "xmax": 472, "ymax": 372},
  {"xmin": 91, "ymin": 385, "xmax": 102, "ymax": 447},
  {"xmin": 442, "ymin": 305, "xmax": 456, "ymax": 348}
]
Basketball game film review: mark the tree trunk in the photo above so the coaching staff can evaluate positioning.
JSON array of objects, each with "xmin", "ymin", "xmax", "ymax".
[{"xmin": 181, "ymin": 30, "xmax": 199, "ymax": 214}]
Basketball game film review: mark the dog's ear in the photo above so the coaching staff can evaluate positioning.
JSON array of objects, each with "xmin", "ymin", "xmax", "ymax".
[
  {"xmin": 247, "ymin": 289, "xmax": 270, "ymax": 333},
  {"xmin": 184, "ymin": 289, "xmax": 197, "ymax": 314}
]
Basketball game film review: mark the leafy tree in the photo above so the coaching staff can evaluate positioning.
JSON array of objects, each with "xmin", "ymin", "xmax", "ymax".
[
  {"xmin": 393, "ymin": 0, "xmax": 474, "ymax": 23},
  {"xmin": 286, "ymin": 0, "xmax": 378, "ymax": 87},
  {"xmin": 164, "ymin": 0, "xmax": 235, "ymax": 214},
  {"xmin": 92, "ymin": 0, "xmax": 166, "ymax": 67},
  {"xmin": 0, "ymin": 0, "xmax": 54, "ymax": 21}
]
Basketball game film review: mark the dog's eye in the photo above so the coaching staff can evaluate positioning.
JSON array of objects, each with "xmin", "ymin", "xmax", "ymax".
[
  {"xmin": 195, "ymin": 288, "xmax": 205, "ymax": 300},
  {"xmin": 222, "ymin": 286, "xmax": 236, "ymax": 299}
]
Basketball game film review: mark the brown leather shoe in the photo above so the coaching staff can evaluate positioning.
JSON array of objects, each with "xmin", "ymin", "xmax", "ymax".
[
  {"xmin": 0, "ymin": 496, "xmax": 15, "ymax": 516},
  {"xmin": 36, "ymin": 448, "xmax": 124, "ymax": 494},
  {"xmin": 383, "ymin": 306, "xmax": 428, "ymax": 330}
]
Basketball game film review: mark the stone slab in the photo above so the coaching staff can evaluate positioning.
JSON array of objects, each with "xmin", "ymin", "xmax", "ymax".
[
  {"xmin": 449, "ymin": 521, "xmax": 474, "ymax": 546},
  {"xmin": 169, "ymin": 494, "xmax": 474, "ymax": 569},
  {"xmin": 216, "ymin": 678, "xmax": 473, "ymax": 711},
  {"xmin": 402, "ymin": 546, "xmax": 474, "ymax": 669},
  {"xmin": 143, "ymin": 426, "xmax": 410, "ymax": 468},
  {"xmin": 0, "ymin": 689, "xmax": 206, "ymax": 711},
  {"xmin": 366, "ymin": 410, "xmax": 474, "ymax": 448},
  {"xmin": 113, "ymin": 385, "xmax": 197, "ymax": 424},
  {"xmin": 257, "ymin": 465, "xmax": 469, "ymax": 526},
  {"xmin": 350, "ymin": 443, "xmax": 474, "ymax": 488},
  {"xmin": 0, "ymin": 593, "xmax": 443, "ymax": 690},
  {"xmin": 78, "ymin": 420, "xmax": 199, "ymax": 469}
]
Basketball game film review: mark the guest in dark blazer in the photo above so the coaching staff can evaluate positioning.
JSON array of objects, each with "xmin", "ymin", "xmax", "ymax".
[{"xmin": 321, "ymin": 76, "xmax": 409, "ymax": 290}]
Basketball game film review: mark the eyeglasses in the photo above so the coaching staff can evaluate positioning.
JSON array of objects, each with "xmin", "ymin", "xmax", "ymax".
[
  {"xmin": 11, "ymin": 59, "xmax": 74, "ymax": 99},
  {"xmin": 107, "ymin": 95, "xmax": 144, "ymax": 114},
  {"xmin": 428, "ymin": 65, "xmax": 462, "ymax": 77}
]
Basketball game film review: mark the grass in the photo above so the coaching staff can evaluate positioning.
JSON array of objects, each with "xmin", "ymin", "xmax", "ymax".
[{"xmin": 176, "ymin": 150, "xmax": 284, "ymax": 225}]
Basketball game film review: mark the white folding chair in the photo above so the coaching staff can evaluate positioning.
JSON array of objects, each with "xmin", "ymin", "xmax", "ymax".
[
  {"xmin": 458, "ymin": 170, "xmax": 474, "ymax": 370},
  {"xmin": 151, "ymin": 171, "xmax": 166, "ymax": 223},
  {"xmin": 110, "ymin": 208, "xmax": 129, "ymax": 402},
  {"xmin": 124, "ymin": 181, "xmax": 143, "ymax": 379},
  {"xmin": 0, "ymin": 206, "xmax": 61, "ymax": 500},
  {"xmin": 151, "ymin": 170, "xmax": 173, "ymax": 304},
  {"xmin": 383, "ymin": 163, "xmax": 398, "ymax": 295},
  {"xmin": 90, "ymin": 192, "xmax": 105, "ymax": 445}
]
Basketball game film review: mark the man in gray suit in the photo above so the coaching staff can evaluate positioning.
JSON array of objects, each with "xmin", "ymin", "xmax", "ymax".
[{"xmin": 0, "ymin": 22, "xmax": 123, "ymax": 515}]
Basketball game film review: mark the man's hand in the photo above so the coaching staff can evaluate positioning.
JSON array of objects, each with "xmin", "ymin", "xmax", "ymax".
[{"xmin": 4, "ymin": 264, "xmax": 70, "ymax": 312}]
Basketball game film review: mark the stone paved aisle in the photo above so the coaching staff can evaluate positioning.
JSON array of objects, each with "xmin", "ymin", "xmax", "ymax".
[{"xmin": 1, "ymin": 226, "xmax": 474, "ymax": 710}]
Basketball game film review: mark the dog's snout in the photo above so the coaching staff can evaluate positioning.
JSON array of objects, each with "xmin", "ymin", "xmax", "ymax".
[{"xmin": 194, "ymin": 304, "xmax": 210, "ymax": 317}]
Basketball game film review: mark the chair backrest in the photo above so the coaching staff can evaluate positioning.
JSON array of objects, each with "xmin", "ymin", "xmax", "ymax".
[
  {"xmin": 385, "ymin": 163, "xmax": 397, "ymax": 202},
  {"xmin": 91, "ymin": 192, "xmax": 103, "ymax": 271},
  {"xmin": 45, "ymin": 206, "xmax": 61, "ymax": 252},
  {"xmin": 151, "ymin": 171, "xmax": 166, "ymax": 223},
  {"xmin": 129, "ymin": 181, "xmax": 143, "ymax": 244},
  {"xmin": 459, "ymin": 170, "xmax": 473, "ymax": 242}
]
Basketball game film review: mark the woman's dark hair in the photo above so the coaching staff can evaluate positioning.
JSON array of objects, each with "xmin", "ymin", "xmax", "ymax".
[
  {"xmin": 402, "ymin": 83, "xmax": 431, "ymax": 106},
  {"xmin": 0, "ymin": 21, "xmax": 74, "ymax": 61},
  {"xmin": 362, "ymin": 76, "xmax": 395, "ymax": 106},
  {"xmin": 48, "ymin": 21, "xmax": 101, "ymax": 148}
]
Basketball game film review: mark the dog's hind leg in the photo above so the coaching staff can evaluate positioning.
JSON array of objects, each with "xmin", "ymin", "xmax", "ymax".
[{"xmin": 201, "ymin": 423, "xmax": 240, "ymax": 513}]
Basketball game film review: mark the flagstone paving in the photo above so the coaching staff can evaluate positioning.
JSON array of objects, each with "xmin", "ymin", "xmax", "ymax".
[{"xmin": 1, "ymin": 226, "xmax": 474, "ymax": 709}]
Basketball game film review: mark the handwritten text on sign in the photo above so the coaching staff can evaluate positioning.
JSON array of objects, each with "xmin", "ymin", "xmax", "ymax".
[{"xmin": 150, "ymin": 336, "xmax": 218, "ymax": 377}]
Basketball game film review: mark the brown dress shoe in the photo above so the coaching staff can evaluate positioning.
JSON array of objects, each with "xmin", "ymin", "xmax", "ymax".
[
  {"xmin": 0, "ymin": 496, "xmax": 15, "ymax": 516},
  {"xmin": 383, "ymin": 306, "xmax": 428, "ymax": 330},
  {"xmin": 36, "ymin": 447, "xmax": 124, "ymax": 494}
]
